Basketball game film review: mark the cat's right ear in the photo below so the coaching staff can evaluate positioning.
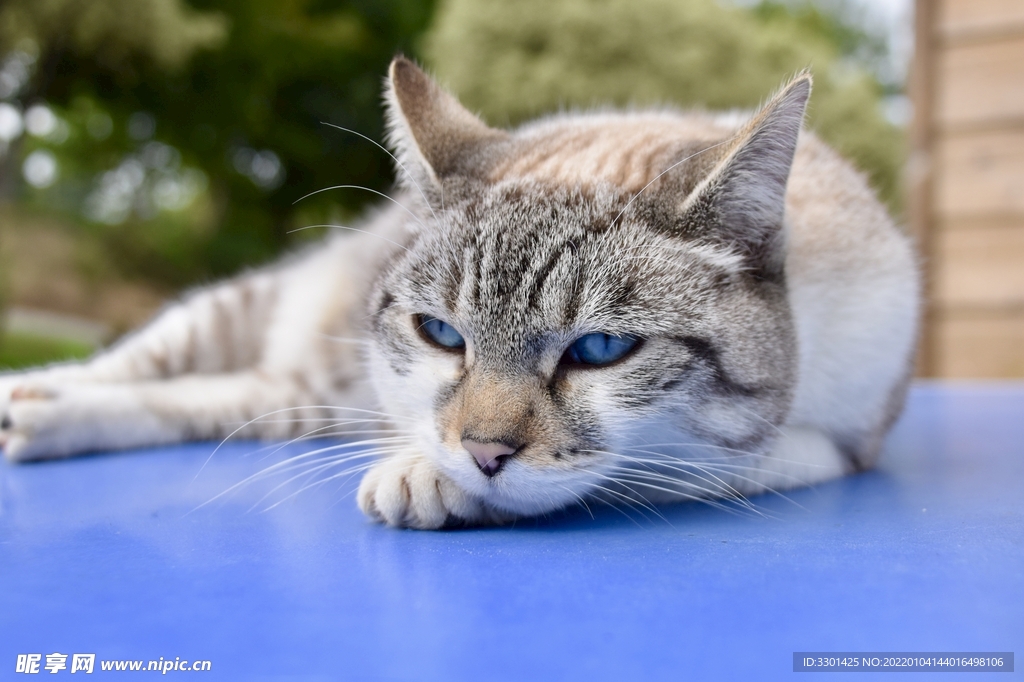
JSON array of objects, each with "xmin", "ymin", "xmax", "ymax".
[
  {"xmin": 385, "ymin": 57, "xmax": 508, "ymax": 194},
  {"xmin": 676, "ymin": 73, "xmax": 811, "ymax": 280}
]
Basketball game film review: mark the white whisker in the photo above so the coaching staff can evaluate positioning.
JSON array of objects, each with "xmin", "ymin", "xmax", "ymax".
[
  {"xmin": 291, "ymin": 186, "xmax": 426, "ymax": 230},
  {"xmin": 319, "ymin": 121, "xmax": 441, "ymax": 226},
  {"xmin": 287, "ymin": 223, "xmax": 410, "ymax": 252}
]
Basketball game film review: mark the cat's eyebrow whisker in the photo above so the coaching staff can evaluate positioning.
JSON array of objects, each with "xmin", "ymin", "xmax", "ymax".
[
  {"xmin": 287, "ymin": 223, "xmax": 410, "ymax": 252},
  {"xmin": 610, "ymin": 135, "xmax": 739, "ymax": 227},
  {"xmin": 291, "ymin": 186, "xmax": 426, "ymax": 231},
  {"xmin": 318, "ymin": 121, "xmax": 441, "ymax": 226}
]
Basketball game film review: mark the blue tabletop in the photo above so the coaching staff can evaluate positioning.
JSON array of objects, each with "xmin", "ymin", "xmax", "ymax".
[{"xmin": 1, "ymin": 384, "xmax": 1021, "ymax": 680}]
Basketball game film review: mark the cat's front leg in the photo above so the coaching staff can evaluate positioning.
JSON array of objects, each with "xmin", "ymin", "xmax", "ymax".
[
  {"xmin": 0, "ymin": 382, "xmax": 181, "ymax": 461},
  {"xmin": 357, "ymin": 452, "xmax": 508, "ymax": 529}
]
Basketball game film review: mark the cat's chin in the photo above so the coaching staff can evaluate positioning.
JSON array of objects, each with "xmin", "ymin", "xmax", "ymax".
[{"xmin": 440, "ymin": 459, "xmax": 599, "ymax": 518}]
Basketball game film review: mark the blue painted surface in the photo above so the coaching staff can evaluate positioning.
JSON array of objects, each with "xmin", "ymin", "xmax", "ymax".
[{"xmin": 0, "ymin": 385, "xmax": 1021, "ymax": 681}]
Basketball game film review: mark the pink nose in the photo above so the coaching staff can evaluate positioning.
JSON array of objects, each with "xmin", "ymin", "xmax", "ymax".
[{"xmin": 462, "ymin": 439, "xmax": 518, "ymax": 477}]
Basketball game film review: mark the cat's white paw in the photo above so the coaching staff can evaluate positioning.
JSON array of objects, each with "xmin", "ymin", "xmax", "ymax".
[
  {"xmin": 0, "ymin": 372, "xmax": 66, "ymax": 459},
  {"xmin": 357, "ymin": 453, "xmax": 508, "ymax": 529},
  {"xmin": 1, "ymin": 382, "xmax": 68, "ymax": 461},
  {"xmin": 1, "ymin": 382, "xmax": 174, "ymax": 462}
]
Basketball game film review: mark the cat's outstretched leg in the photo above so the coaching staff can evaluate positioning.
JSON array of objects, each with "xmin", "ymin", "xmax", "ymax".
[
  {"xmin": 0, "ymin": 270, "xmax": 285, "ymax": 457},
  {"xmin": 357, "ymin": 452, "xmax": 509, "ymax": 529},
  {"xmin": 1, "ymin": 269, "xmax": 279, "ymax": 393},
  {"xmin": 0, "ymin": 370, "xmax": 334, "ymax": 462}
]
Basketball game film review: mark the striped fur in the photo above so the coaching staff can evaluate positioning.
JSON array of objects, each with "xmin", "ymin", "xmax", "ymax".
[{"xmin": 0, "ymin": 59, "xmax": 919, "ymax": 529}]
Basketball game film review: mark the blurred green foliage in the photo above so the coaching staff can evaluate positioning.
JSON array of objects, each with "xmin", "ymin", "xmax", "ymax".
[
  {"xmin": 2, "ymin": 0, "xmax": 435, "ymax": 286},
  {"xmin": 0, "ymin": 331, "xmax": 93, "ymax": 370},
  {"xmin": 0, "ymin": 0, "xmax": 904, "ymax": 300},
  {"xmin": 0, "ymin": 0, "xmax": 228, "ymax": 71},
  {"xmin": 424, "ymin": 0, "xmax": 904, "ymax": 212}
]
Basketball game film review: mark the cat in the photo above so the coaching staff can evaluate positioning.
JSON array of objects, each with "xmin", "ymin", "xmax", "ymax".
[{"xmin": 0, "ymin": 57, "xmax": 919, "ymax": 529}]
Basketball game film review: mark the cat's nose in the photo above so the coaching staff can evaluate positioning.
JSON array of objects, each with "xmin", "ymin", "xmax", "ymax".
[{"xmin": 462, "ymin": 439, "xmax": 518, "ymax": 477}]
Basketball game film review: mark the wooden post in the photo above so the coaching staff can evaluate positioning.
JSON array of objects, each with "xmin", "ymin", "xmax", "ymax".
[{"xmin": 908, "ymin": 0, "xmax": 938, "ymax": 376}]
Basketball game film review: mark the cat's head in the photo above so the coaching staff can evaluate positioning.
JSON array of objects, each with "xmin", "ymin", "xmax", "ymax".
[{"xmin": 365, "ymin": 57, "xmax": 808, "ymax": 519}]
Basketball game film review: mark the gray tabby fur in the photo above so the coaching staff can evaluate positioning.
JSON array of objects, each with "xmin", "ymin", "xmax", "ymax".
[{"xmin": 0, "ymin": 58, "xmax": 919, "ymax": 529}]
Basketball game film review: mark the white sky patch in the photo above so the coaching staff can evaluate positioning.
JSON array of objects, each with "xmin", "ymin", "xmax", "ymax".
[
  {"xmin": 24, "ymin": 104, "xmax": 57, "ymax": 137},
  {"xmin": 0, "ymin": 102, "xmax": 23, "ymax": 141},
  {"xmin": 23, "ymin": 149, "xmax": 59, "ymax": 188}
]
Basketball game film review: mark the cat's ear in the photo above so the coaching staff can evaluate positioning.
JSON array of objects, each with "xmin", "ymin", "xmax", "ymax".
[
  {"xmin": 385, "ymin": 56, "xmax": 507, "ymax": 192},
  {"xmin": 680, "ymin": 73, "xmax": 811, "ymax": 278}
]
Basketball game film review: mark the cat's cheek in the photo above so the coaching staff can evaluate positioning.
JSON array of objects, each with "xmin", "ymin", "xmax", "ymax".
[{"xmin": 365, "ymin": 342, "xmax": 460, "ymax": 421}]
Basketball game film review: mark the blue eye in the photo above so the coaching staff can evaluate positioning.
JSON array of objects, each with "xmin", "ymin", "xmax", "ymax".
[
  {"xmin": 419, "ymin": 315, "xmax": 466, "ymax": 350},
  {"xmin": 563, "ymin": 333, "xmax": 640, "ymax": 366}
]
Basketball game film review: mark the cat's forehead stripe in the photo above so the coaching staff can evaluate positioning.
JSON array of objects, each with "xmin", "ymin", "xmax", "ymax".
[{"xmin": 491, "ymin": 116, "xmax": 732, "ymax": 191}]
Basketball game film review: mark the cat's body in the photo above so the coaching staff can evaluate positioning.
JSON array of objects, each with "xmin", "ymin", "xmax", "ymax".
[{"xmin": 0, "ymin": 59, "xmax": 918, "ymax": 528}]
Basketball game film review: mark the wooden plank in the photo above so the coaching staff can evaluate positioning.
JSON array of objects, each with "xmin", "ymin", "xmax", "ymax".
[
  {"xmin": 910, "ymin": 0, "xmax": 939, "ymax": 377},
  {"xmin": 933, "ymin": 222, "xmax": 1024, "ymax": 307},
  {"xmin": 941, "ymin": 214, "xmax": 1024, "ymax": 231},
  {"xmin": 935, "ymin": 129, "xmax": 1024, "ymax": 218},
  {"xmin": 937, "ymin": 37, "xmax": 1024, "ymax": 128},
  {"xmin": 933, "ymin": 310, "xmax": 1024, "ymax": 378},
  {"xmin": 939, "ymin": 0, "xmax": 1024, "ymax": 37}
]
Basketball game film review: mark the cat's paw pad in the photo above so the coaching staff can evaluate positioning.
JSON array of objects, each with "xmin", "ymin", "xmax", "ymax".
[
  {"xmin": 10, "ymin": 385, "xmax": 58, "ymax": 401},
  {"xmin": 357, "ymin": 455, "xmax": 504, "ymax": 529}
]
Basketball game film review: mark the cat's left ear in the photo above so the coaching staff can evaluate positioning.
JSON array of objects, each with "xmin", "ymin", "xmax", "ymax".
[
  {"xmin": 679, "ymin": 73, "xmax": 811, "ymax": 279},
  {"xmin": 385, "ymin": 56, "xmax": 508, "ymax": 194}
]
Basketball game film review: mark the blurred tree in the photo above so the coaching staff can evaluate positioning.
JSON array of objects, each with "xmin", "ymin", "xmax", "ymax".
[
  {"xmin": 0, "ymin": 0, "xmax": 434, "ymax": 286},
  {"xmin": 0, "ymin": 0, "xmax": 228, "ymax": 71},
  {"xmin": 423, "ymin": 0, "xmax": 905, "ymax": 213}
]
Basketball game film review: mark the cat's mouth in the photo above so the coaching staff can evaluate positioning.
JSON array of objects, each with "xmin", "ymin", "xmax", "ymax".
[{"xmin": 433, "ymin": 442, "xmax": 598, "ymax": 516}]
